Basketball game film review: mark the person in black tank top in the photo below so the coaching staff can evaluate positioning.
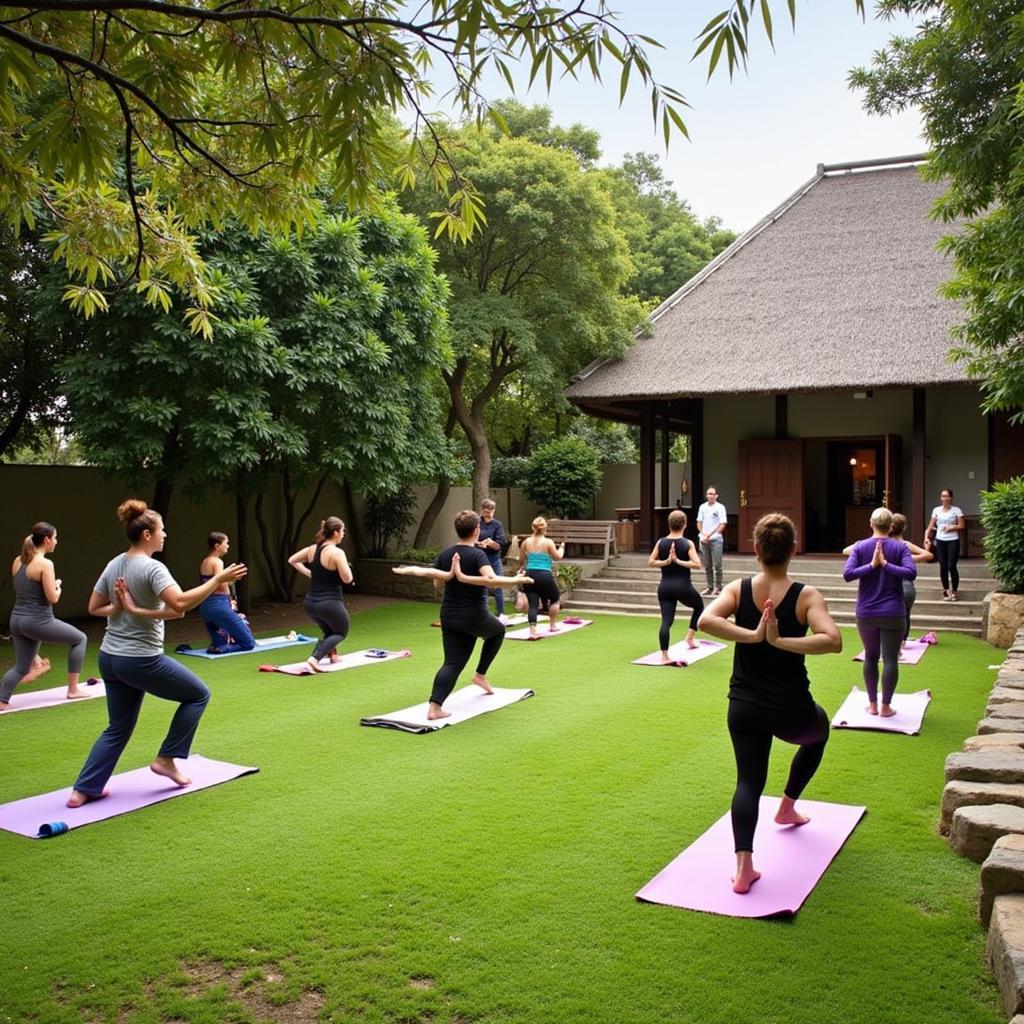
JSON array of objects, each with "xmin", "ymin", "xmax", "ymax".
[
  {"xmin": 288, "ymin": 516, "xmax": 353, "ymax": 674},
  {"xmin": 699, "ymin": 513, "xmax": 842, "ymax": 895},
  {"xmin": 393, "ymin": 510, "xmax": 532, "ymax": 720},
  {"xmin": 647, "ymin": 509, "xmax": 704, "ymax": 663}
]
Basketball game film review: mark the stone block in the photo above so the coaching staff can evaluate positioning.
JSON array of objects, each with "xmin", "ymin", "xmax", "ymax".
[
  {"xmin": 980, "ymin": 836, "xmax": 1024, "ymax": 927},
  {"xmin": 965, "ymin": 734, "xmax": 1024, "ymax": 752},
  {"xmin": 995, "ymin": 675, "xmax": 1024, "ymax": 692},
  {"xmin": 980, "ymin": 719, "xmax": 1024, "ymax": 736},
  {"xmin": 991, "ymin": 704, "xmax": 1024, "ymax": 720},
  {"xmin": 948, "ymin": 751, "xmax": 1024, "ymax": 784},
  {"xmin": 988, "ymin": 894, "xmax": 1024, "ymax": 1015},
  {"xmin": 941, "ymin": 781, "xmax": 1024, "ymax": 835},
  {"xmin": 991, "ymin": 688, "xmax": 1024, "ymax": 705},
  {"xmin": 950, "ymin": 805, "xmax": 1024, "ymax": 862}
]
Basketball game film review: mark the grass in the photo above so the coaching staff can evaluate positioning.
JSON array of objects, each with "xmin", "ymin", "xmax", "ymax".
[{"xmin": 0, "ymin": 604, "xmax": 1007, "ymax": 1024}]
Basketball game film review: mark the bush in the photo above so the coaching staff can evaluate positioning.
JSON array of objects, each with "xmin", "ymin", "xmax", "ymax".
[
  {"xmin": 555, "ymin": 562, "xmax": 582, "ymax": 593},
  {"xmin": 522, "ymin": 436, "xmax": 602, "ymax": 520},
  {"xmin": 981, "ymin": 477, "xmax": 1024, "ymax": 594},
  {"xmin": 362, "ymin": 486, "xmax": 418, "ymax": 558},
  {"xmin": 393, "ymin": 546, "xmax": 440, "ymax": 564},
  {"xmin": 491, "ymin": 455, "xmax": 530, "ymax": 489}
]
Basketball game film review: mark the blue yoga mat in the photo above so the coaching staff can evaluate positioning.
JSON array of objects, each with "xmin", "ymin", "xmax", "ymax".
[{"xmin": 176, "ymin": 634, "xmax": 316, "ymax": 659}]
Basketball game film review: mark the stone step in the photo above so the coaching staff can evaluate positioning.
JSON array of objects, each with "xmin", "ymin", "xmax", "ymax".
[
  {"xmin": 965, "ymin": 735, "xmax": 1024, "ymax": 753},
  {"xmin": 602, "ymin": 564, "xmax": 996, "ymax": 584},
  {"xmin": 988, "ymin": 894, "xmax": 1024, "ymax": 1015},
  {"xmin": 941, "ymin": 780, "xmax": 1024, "ymax": 835},
  {"xmin": 946, "ymin": 751, "xmax": 1024, "ymax": 785},
  {"xmin": 991, "ymin": 705, "xmax": 1024, "ymax": 720},
  {"xmin": 981, "ymin": 836, "xmax": 1024, "ymax": 927},
  {"xmin": 950, "ymin": 804, "xmax": 1024, "ymax": 862}
]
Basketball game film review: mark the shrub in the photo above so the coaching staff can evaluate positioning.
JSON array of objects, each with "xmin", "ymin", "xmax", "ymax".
[
  {"xmin": 981, "ymin": 477, "xmax": 1024, "ymax": 594},
  {"xmin": 362, "ymin": 486, "xmax": 418, "ymax": 558},
  {"xmin": 491, "ymin": 455, "xmax": 529, "ymax": 489},
  {"xmin": 555, "ymin": 562, "xmax": 582, "ymax": 593},
  {"xmin": 393, "ymin": 546, "xmax": 440, "ymax": 564},
  {"xmin": 522, "ymin": 437, "xmax": 602, "ymax": 519}
]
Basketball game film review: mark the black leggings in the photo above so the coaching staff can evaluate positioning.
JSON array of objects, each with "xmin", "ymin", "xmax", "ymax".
[
  {"xmin": 304, "ymin": 597, "xmax": 350, "ymax": 662},
  {"xmin": 856, "ymin": 614, "xmax": 905, "ymax": 706},
  {"xmin": 523, "ymin": 569, "xmax": 560, "ymax": 624},
  {"xmin": 727, "ymin": 699, "xmax": 829, "ymax": 853},
  {"xmin": 657, "ymin": 580, "xmax": 703, "ymax": 649},
  {"xmin": 934, "ymin": 538, "xmax": 960, "ymax": 593},
  {"xmin": 431, "ymin": 614, "xmax": 505, "ymax": 706},
  {"xmin": 902, "ymin": 581, "xmax": 916, "ymax": 644}
]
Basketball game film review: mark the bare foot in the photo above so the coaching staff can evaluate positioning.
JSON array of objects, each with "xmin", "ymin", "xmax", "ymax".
[
  {"xmin": 23, "ymin": 658, "xmax": 51, "ymax": 683},
  {"xmin": 775, "ymin": 796, "xmax": 811, "ymax": 827},
  {"xmin": 527, "ymin": 633, "xmax": 541, "ymax": 642},
  {"xmin": 0, "ymin": 700, "xmax": 9, "ymax": 711},
  {"xmin": 866, "ymin": 702, "xmax": 879, "ymax": 716},
  {"xmin": 660, "ymin": 654, "xmax": 674, "ymax": 665},
  {"xmin": 305, "ymin": 656, "xmax": 324, "ymax": 674},
  {"xmin": 426, "ymin": 702, "xmax": 451, "ymax": 721},
  {"xmin": 548, "ymin": 626, "xmax": 560, "ymax": 633},
  {"xmin": 66, "ymin": 689, "xmax": 91, "ymax": 700},
  {"xmin": 880, "ymin": 705, "xmax": 896, "ymax": 718},
  {"xmin": 687, "ymin": 639, "xmax": 699, "ymax": 650},
  {"xmin": 329, "ymin": 648, "xmax": 341, "ymax": 664},
  {"xmin": 472, "ymin": 673, "xmax": 493, "ymax": 695},
  {"xmin": 150, "ymin": 757, "xmax": 192, "ymax": 787},
  {"xmin": 66, "ymin": 788, "xmax": 109, "ymax": 808},
  {"xmin": 732, "ymin": 869, "xmax": 761, "ymax": 894}
]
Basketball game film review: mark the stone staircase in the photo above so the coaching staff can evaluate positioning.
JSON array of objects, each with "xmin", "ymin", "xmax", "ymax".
[{"xmin": 566, "ymin": 553, "xmax": 996, "ymax": 637}]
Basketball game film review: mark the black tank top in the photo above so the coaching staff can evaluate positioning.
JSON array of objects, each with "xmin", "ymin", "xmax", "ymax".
[
  {"xmin": 308, "ymin": 543, "xmax": 343, "ymax": 601},
  {"xmin": 656, "ymin": 537, "xmax": 693, "ymax": 583},
  {"xmin": 729, "ymin": 577, "xmax": 811, "ymax": 711}
]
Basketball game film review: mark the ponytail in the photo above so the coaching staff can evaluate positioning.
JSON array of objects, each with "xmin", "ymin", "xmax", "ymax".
[
  {"xmin": 20, "ymin": 522, "xmax": 56, "ymax": 564},
  {"xmin": 313, "ymin": 516, "xmax": 344, "ymax": 543}
]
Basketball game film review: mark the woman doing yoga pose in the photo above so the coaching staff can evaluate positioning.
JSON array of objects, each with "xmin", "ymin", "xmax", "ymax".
[
  {"xmin": 648, "ymin": 509, "xmax": 703, "ymax": 663},
  {"xmin": 198, "ymin": 532, "xmax": 255, "ymax": 654},
  {"xmin": 518, "ymin": 517, "xmax": 565, "ymax": 640}
]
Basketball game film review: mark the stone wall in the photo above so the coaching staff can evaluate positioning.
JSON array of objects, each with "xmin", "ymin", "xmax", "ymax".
[{"xmin": 355, "ymin": 559, "xmax": 438, "ymax": 603}]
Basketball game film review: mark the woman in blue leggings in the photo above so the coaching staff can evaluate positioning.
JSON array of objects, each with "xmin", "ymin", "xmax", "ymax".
[
  {"xmin": 198, "ymin": 532, "xmax": 255, "ymax": 653},
  {"xmin": 66, "ymin": 500, "xmax": 246, "ymax": 808}
]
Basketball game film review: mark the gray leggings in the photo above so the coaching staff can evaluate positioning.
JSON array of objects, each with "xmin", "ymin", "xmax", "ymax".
[
  {"xmin": 856, "ymin": 615, "xmax": 905, "ymax": 707},
  {"xmin": 0, "ymin": 611, "xmax": 88, "ymax": 702}
]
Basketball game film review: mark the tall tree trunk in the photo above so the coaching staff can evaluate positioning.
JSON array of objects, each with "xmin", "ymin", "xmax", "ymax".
[
  {"xmin": 254, "ymin": 489, "xmax": 288, "ymax": 601},
  {"xmin": 0, "ymin": 388, "xmax": 33, "ymax": 460},
  {"xmin": 151, "ymin": 476, "xmax": 175, "ymax": 520},
  {"xmin": 284, "ymin": 472, "xmax": 328, "ymax": 601},
  {"xmin": 234, "ymin": 484, "xmax": 250, "ymax": 613},
  {"xmin": 412, "ymin": 407, "xmax": 458, "ymax": 549},
  {"xmin": 341, "ymin": 480, "xmax": 365, "ymax": 558},
  {"xmin": 467, "ymin": 415, "xmax": 492, "ymax": 510}
]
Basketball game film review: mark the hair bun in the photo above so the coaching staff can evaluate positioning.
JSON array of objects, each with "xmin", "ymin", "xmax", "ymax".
[{"xmin": 116, "ymin": 498, "xmax": 149, "ymax": 523}]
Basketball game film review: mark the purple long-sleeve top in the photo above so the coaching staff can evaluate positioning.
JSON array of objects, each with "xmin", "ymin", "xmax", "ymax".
[{"xmin": 843, "ymin": 537, "xmax": 917, "ymax": 618}]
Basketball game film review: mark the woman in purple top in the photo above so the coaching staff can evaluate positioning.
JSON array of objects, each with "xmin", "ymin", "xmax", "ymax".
[{"xmin": 843, "ymin": 507, "xmax": 917, "ymax": 718}]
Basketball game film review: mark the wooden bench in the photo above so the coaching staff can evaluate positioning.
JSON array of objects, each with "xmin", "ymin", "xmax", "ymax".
[{"xmin": 543, "ymin": 519, "xmax": 618, "ymax": 561}]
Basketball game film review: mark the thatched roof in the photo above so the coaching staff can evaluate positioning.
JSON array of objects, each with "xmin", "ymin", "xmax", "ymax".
[{"xmin": 567, "ymin": 158, "xmax": 970, "ymax": 406}]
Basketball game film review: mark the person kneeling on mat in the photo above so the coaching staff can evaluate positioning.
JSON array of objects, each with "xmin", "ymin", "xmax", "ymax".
[
  {"xmin": 393, "ymin": 510, "xmax": 532, "ymax": 720},
  {"xmin": 198, "ymin": 532, "xmax": 256, "ymax": 654},
  {"xmin": 699, "ymin": 513, "xmax": 842, "ymax": 895}
]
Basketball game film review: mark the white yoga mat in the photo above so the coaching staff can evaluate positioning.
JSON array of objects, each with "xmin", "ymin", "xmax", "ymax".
[
  {"xmin": 360, "ymin": 686, "xmax": 534, "ymax": 733},
  {"xmin": 260, "ymin": 649, "xmax": 411, "ymax": 676},
  {"xmin": 0, "ymin": 680, "xmax": 106, "ymax": 715},
  {"xmin": 632, "ymin": 640, "xmax": 727, "ymax": 667},
  {"xmin": 504, "ymin": 619, "xmax": 593, "ymax": 641},
  {"xmin": 831, "ymin": 687, "xmax": 932, "ymax": 735}
]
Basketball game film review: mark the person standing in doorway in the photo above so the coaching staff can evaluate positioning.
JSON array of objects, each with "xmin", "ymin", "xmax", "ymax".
[{"xmin": 697, "ymin": 486, "xmax": 728, "ymax": 596}]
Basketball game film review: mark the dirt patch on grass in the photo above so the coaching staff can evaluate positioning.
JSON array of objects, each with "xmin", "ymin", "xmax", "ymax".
[{"xmin": 408, "ymin": 976, "xmax": 435, "ymax": 990}]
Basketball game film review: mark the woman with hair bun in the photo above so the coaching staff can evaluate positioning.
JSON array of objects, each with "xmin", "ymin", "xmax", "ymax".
[
  {"xmin": 700, "ymin": 513, "xmax": 842, "ymax": 895},
  {"xmin": 66, "ymin": 500, "xmax": 246, "ymax": 808},
  {"xmin": 198, "ymin": 532, "xmax": 255, "ymax": 654},
  {"xmin": 0, "ymin": 522, "xmax": 89, "ymax": 708},
  {"xmin": 648, "ymin": 509, "xmax": 704, "ymax": 663},
  {"xmin": 517, "ymin": 517, "xmax": 565, "ymax": 640},
  {"xmin": 288, "ymin": 516, "xmax": 352, "ymax": 674},
  {"xmin": 843, "ymin": 507, "xmax": 916, "ymax": 717}
]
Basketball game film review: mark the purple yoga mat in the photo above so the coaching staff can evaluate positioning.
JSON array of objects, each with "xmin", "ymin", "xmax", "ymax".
[
  {"xmin": 831, "ymin": 687, "xmax": 932, "ymax": 735},
  {"xmin": 505, "ymin": 619, "xmax": 593, "ymax": 641},
  {"xmin": 636, "ymin": 797, "xmax": 866, "ymax": 918},
  {"xmin": 0, "ymin": 755, "xmax": 258, "ymax": 838},
  {"xmin": 853, "ymin": 638, "xmax": 929, "ymax": 665},
  {"xmin": 0, "ymin": 681, "xmax": 106, "ymax": 715},
  {"xmin": 260, "ymin": 648, "xmax": 411, "ymax": 676},
  {"xmin": 631, "ymin": 640, "xmax": 726, "ymax": 667}
]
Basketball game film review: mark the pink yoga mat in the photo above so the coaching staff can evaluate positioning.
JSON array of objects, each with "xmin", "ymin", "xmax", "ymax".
[
  {"xmin": 0, "ymin": 680, "xmax": 106, "ymax": 715},
  {"xmin": 831, "ymin": 687, "xmax": 932, "ymax": 735},
  {"xmin": 0, "ymin": 755, "xmax": 258, "ymax": 838},
  {"xmin": 853, "ymin": 638, "xmax": 929, "ymax": 665},
  {"xmin": 259, "ymin": 648, "xmax": 411, "ymax": 675},
  {"xmin": 505, "ymin": 619, "xmax": 593, "ymax": 641},
  {"xmin": 637, "ymin": 797, "xmax": 865, "ymax": 918},
  {"xmin": 632, "ymin": 640, "xmax": 726, "ymax": 667}
]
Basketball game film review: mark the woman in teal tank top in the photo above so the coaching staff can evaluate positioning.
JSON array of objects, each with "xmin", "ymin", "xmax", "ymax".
[{"xmin": 517, "ymin": 517, "xmax": 564, "ymax": 639}]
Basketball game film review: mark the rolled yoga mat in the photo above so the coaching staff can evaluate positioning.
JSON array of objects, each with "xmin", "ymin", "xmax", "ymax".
[
  {"xmin": 831, "ymin": 687, "xmax": 932, "ymax": 735},
  {"xmin": 0, "ymin": 755, "xmax": 259, "ymax": 838},
  {"xmin": 631, "ymin": 640, "xmax": 727, "ymax": 667},
  {"xmin": 504, "ymin": 619, "xmax": 593, "ymax": 641},
  {"xmin": 0, "ymin": 680, "xmax": 106, "ymax": 715},
  {"xmin": 177, "ymin": 633, "xmax": 317, "ymax": 658},
  {"xmin": 361, "ymin": 686, "xmax": 534, "ymax": 734},
  {"xmin": 636, "ymin": 797, "xmax": 866, "ymax": 918},
  {"xmin": 260, "ymin": 648, "xmax": 412, "ymax": 675},
  {"xmin": 853, "ymin": 638, "xmax": 930, "ymax": 665}
]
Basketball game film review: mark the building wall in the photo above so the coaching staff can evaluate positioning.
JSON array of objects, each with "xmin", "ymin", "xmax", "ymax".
[
  {"xmin": 925, "ymin": 386, "xmax": 989, "ymax": 516},
  {"xmin": 703, "ymin": 394, "xmax": 775, "ymax": 507}
]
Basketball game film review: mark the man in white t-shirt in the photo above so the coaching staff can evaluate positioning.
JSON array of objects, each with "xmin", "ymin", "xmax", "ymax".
[{"xmin": 697, "ymin": 486, "xmax": 728, "ymax": 595}]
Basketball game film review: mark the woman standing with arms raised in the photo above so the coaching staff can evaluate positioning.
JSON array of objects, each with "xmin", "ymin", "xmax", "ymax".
[
  {"xmin": 648, "ymin": 509, "xmax": 704, "ymax": 663},
  {"xmin": 288, "ymin": 516, "xmax": 353, "ymax": 674},
  {"xmin": 700, "ymin": 514, "xmax": 842, "ymax": 895},
  {"xmin": 0, "ymin": 522, "xmax": 89, "ymax": 708},
  {"xmin": 67, "ymin": 500, "xmax": 246, "ymax": 807}
]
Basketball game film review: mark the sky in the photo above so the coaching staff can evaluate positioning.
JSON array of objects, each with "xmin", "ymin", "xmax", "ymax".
[{"xmin": 429, "ymin": 1, "xmax": 927, "ymax": 233}]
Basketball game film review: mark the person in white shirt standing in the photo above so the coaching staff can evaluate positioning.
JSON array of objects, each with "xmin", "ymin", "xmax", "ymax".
[
  {"xmin": 924, "ymin": 488, "xmax": 965, "ymax": 601},
  {"xmin": 697, "ymin": 486, "xmax": 728, "ymax": 596}
]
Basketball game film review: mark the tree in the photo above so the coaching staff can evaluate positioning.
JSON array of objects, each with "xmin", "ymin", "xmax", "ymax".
[
  {"xmin": 522, "ymin": 436, "xmax": 602, "ymax": 519},
  {"xmin": 850, "ymin": 0, "xmax": 1024, "ymax": 417}
]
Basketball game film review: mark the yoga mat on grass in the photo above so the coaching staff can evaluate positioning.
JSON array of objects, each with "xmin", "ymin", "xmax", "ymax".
[
  {"xmin": 632, "ymin": 640, "xmax": 727, "ymax": 667},
  {"xmin": 0, "ymin": 680, "xmax": 106, "ymax": 715},
  {"xmin": 0, "ymin": 755, "xmax": 258, "ymax": 838},
  {"xmin": 260, "ymin": 648, "xmax": 411, "ymax": 676},
  {"xmin": 361, "ymin": 686, "xmax": 534, "ymax": 733},
  {"xmin": 636, "ymin": 797, "xmax": 866, "ymax": 918},
  {"xmin": 177, "ymin": 633, "xmax": 316, "ymax": 658},
  {"xmin": 831, "ymin": 687, "xmax": 932, "ymax": 735},
  {"xmin": 505, "ymin": 619, "xmax": 593, "ymax": 641},
  {"xmin": 853, "ymin": 638, "xmax": 929, "ymax": 665}
]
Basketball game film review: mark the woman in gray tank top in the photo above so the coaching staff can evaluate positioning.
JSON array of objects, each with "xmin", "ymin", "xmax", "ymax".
[{"xmin": 0, "ymin": 522, "xmax": 89, "ymax": 708}]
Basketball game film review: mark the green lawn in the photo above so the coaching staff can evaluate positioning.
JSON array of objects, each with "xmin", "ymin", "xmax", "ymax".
[{"xmin": 0, "ymin": 605, "xmax": 1006, "ymax": 1024}]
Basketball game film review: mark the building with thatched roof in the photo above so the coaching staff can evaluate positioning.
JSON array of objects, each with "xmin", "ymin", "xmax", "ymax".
[{"xmin": 566, "ymin": 156, "xmax": 1023, "ymax": 552}]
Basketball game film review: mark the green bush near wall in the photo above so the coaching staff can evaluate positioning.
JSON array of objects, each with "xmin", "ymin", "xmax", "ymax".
[{"xmin": 981, "ymin": 476, "xmax": 1024, "ymax": 594}]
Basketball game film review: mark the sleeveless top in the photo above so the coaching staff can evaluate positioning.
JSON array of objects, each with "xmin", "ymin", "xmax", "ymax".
[
  {"xmin": 308, "ymin": 543, "xmax": 344, "ymax": 601},
  {"xmin": 12, "ymin": 562, "xmax": 50, "ymax": 613},
  {"xmin": 729, "ymin": 577, "xmax": 812, "ymax": 712},
  {"xmin": 656, "ymin": 537, "xmax": 693, "ymax": 583},
  {"xmin": 525, "ymin": 548, "xmax": 553, "ymax": 572}
]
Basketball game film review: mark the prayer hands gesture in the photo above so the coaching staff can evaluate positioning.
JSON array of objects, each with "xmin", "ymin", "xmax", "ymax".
[
  {"xmin": 762, "ymin": 599, "xmax": 780, "ymax": 646},
  {"xmin": 114, "ymin": 576, "xmax": 137, "ymax": 613},
  {"xmin": 871, "ymin": 539, "xmax": 886, "ymax": 569},
  {"xmin": 668, "ymin": 543, "xmax": 679, "ymax": 563}
]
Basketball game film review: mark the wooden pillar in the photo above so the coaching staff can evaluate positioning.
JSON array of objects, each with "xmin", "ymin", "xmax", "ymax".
[
  {"xmin": 690, "ymin": 398, "xmax": 704, "ymax": 534},
  {"xmin": 660, "ymin": 416, "xmax": 670, "ymax": 507},
  {"xmin": 639, "ymin": 404, "xmax": 656, "ymax": 549},
  {"xmin": 775, "ymin": 394, "xmax": 788, "ymax": 439},
  {"xmin": 912, "ymin": 387, "xmax": 926, "ymax": 539}
]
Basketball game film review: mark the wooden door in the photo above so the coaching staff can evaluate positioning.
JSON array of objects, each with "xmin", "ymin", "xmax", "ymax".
[
  {"xmin": 884, "ymin": 432, "xmax": 903, "ymax": 518},
  {"xmin": 737, "ymin": 440, "xmax": 805, "ymax": 553}
]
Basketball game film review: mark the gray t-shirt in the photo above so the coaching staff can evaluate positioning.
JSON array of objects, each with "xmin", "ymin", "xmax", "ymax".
[{"xmin": 95, "ymin": 553, "xmax": 177, "ymax": 656}]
